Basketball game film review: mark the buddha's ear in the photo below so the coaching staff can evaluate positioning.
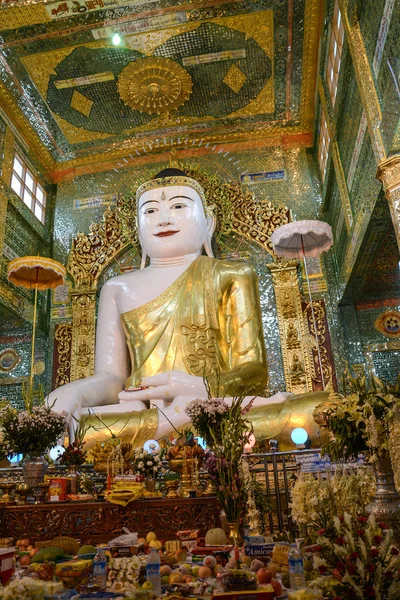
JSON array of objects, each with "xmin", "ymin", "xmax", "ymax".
[
  {"xmin": 138, "ymin": 230, "xmax": 148, "ymax": 269},
  {"xmin": 204, "ymin": 213, "xmax": 216, "ymax": 258}
]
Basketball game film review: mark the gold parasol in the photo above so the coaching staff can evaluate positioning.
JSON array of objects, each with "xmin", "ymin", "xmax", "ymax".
[{"xmin": 7, "ymin": 256, "xmax": 66, "ymax": 389}]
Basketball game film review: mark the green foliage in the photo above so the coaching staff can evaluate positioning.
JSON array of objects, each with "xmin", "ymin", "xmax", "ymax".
[{"xmin": 320, "ymin": 371, "xmax": 400, "ymax": 462}]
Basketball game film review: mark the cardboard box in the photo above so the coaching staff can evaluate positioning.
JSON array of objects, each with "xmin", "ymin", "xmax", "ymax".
[
  {"xmin": 0, "ymin": 548, "xmax": 15, "ymax": 586},
  {"xmin": 244, "ymin": 544, "xmax": 275, "ymax": 558}
]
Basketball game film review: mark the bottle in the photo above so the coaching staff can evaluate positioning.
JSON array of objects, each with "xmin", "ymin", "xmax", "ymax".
[
  {"xmin": 92, "ymin": 547, "xmax": 107, "ymax": 590},
  {"xmin": 146, "ymin": 547, "xmax": 161, "ymax": 595},
  {"xmin": 288, "ymin": 543, "xmax": 306, "ymax": 590}
]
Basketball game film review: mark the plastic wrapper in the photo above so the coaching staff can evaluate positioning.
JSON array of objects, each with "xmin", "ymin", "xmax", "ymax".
[
  {"xmin": 220, "ymin": 569, "xmax": 257, "ymax": 592},
  {"xmin": 109, "ymin": 528, "xmax": 138, "ymax": 547}
]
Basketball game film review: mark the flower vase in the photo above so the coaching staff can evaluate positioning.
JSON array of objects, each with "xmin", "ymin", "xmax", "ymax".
[
  {"xmin": 366, "ymin": 452, "xmax": 400, "ymax": 537},
  {"xmin": 145, "ymin": 477, "xmax": 156, "ymax": 493},
  {"xmin": 67, "ymin": 465, "xmax": 80, "ymax": 495},
  {"xmin": 227, "ymin": 521, "xmax": 241, "ymax": 546},
  {"xmin": 22, "ymin": 455, "xmax": 48, "ymax": 487}
]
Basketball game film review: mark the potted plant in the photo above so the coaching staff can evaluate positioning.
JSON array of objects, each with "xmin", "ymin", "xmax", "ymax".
[
  {"xmin": 314, "ymin": 372, "xmax": 400, "ymax": 530},
  {"xmin": 0, "ymin": 387, "xmax": 68, "ymax": 486}
]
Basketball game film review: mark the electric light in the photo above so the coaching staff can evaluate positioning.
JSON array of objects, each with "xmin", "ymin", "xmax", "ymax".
[
  {"xmin": 8, "ymin": 454, "xmax": 23, "ymax": 464},
  {"xmin": 49, "ymin": 445, "xmax": 65, "ymax": 461},
  {"xmin": 143, "ymin": 439, "xmax": 159, "ymax": 453},
  {"xmin": 290, "ymin": 427, "xmax": 308, "ymax": 446},
  {"xmin": 112, "ymin": 33, "xmax": 121, "ymax": 46},
  {"xmin": 196, "ymin": 436, "xmax": 207, "ymax": 450}
]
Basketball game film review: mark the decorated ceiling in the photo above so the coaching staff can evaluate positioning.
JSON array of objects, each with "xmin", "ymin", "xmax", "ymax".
[{"xmin": 0, "ymin": 0, "xmax": 321, "ymax": 171}]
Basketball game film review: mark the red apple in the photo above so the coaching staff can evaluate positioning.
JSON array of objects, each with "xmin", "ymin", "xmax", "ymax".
[
  {"xmin": 271, "ymin": 578, "xmax": 283, "ymax": 597},
  {"xmin": 257, "ymin": 568, "xmax": 273, "ymax": 584}
]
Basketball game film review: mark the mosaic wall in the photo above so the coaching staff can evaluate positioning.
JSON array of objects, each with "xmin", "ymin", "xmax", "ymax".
[{"xmin": 0, "ymin": 121, "xmax": 55, "ymax": 402}]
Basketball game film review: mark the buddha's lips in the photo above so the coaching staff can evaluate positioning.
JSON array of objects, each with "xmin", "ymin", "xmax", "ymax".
[{"xmin": 153, "ymin": 230, "xmax": 179, "ymax": 237}]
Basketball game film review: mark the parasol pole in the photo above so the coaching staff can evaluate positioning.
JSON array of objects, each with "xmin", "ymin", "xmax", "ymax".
[
  {"xmin": 29, "ymin": 267, "xmax": 39, "ymax": 393},
  {"xmin": 300, "ymin": 235, "xmax": 326, "ymax": 390}
]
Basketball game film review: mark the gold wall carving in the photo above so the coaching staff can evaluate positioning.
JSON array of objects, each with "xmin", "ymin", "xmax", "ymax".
[
  {"xmin": 0, "ymin": 127, "xmax": 14, "ymax": 264},
  {"xmin": 54, "ymin": 323, "xmax": 72, "ymax": 387},
  {"xmin": 117, "ymin": 57, "xmax": 193, "ymax": 115},
  {"xmin": 70, "ymin": 292, "xmax": 96, "ymax": 381},
  {"xmin": 376, "ymin": 154, "xmax": 400, "ymax": 251},
  {"xmin": 299, "ymin": 0, "xmax": 322, "ymax": 130},
  {"xmin": 302, "ymin": 299, "xmax": 331, "ymax": 388},
  {"xmin": 267, "ymin": 260, "xmax": 313, "ymax": 394},
  {"xmin": 213, "ymin": 10, "xmax": 274, "ymax": 117},
  {"xmin": 1, "ymin": 2, "xmax": 321, "ymax": 175},
  {"xmin": 1, "ymin": 4, "xmax": 50, "ymax": 30},
  {"xmin": 1, "ymin": 127, "xmax": 15, "ymax": 187},
  {"xmin": 338, "ymin": 0, "xmax": 386, "ymax": 164}
]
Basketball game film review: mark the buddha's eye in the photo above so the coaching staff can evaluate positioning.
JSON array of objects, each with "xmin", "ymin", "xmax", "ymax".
[
  {"xmin": 143, "ymin": 207, "xmax": 158, "ymax": 214},
  {"xmin": 171, "ymin": 203, "xmax": 187, "ymax": 210}
]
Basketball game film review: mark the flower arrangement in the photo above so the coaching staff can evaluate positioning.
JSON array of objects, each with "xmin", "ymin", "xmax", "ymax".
[
  {"xmin": 59, "ymin": 419, "xmax": 88, "ymax": 467},
  {"xmin": 133, "ymin": 444, "xmax": 165, "ymax": 477},
  {"xmin": 0, "ymin": 576, "xmax": 47, "ymax": 599},
  {"xmin": 59, "ymin": 440, "xmax": 87, "ymax": 467},
  {"xmin": 309, "ymin": 513, "xmax": 400, "ymax": 599},
  {"xmin": 290, "ymin": 467, "xmax": 376, "ymax": 532},
  {"xmin": 186, "ymin": 395, "xmax": 253, "ymax": 524},
  {"xmin": 315, "ymin": 372, "xmax": 400, "ymax": 463},
  {"xmin": 185, "ymin": 397, "xmax": 228, "ymax": 445},
  {"xmin": 0, "ymin": 403, "xmax": 68, "ymax": 458}
]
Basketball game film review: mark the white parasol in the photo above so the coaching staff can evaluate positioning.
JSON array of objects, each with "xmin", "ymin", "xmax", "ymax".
[{"xmin": 271, "ymin": 220, "xmax": 333, "ymax": 389}]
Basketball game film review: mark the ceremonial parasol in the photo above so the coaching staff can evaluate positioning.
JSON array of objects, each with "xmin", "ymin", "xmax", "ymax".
[
  {"xmin": 271, "ymin": 220, "xmax": 333, "ymax": 389},
  {"xmin": 7, "ymin": 256, "xmax": 66, "ymax": 390}
]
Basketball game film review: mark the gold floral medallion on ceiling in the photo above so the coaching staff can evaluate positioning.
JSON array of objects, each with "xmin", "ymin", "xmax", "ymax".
[{"xmin": 117, "ymin": 57, "xmax": 192, "ymax": 115}]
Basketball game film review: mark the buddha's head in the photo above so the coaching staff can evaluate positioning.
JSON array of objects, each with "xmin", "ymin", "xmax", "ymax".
[{"xmin": 136, "ymin": 168, "xmax": 215, "ymax": 265}]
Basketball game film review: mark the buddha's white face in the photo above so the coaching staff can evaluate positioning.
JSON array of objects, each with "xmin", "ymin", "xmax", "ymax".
[{"xmin": 138, "ymin": 184, "xmax": 209, "ymax": 259}]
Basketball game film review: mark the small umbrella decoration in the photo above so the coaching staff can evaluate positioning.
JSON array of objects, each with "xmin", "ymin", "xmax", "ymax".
[
  {"xmin": 7, "ymin": 256, "xmax": 66, "ymax": 390},
  {"xmin": 271, "ymin": 220, "xmax": 333, "ymax": 389}
]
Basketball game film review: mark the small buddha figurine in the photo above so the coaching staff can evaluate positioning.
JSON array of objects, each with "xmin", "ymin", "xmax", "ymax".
[{"xmin": 48, "ymin": 168, "xmax": 328, "ymax": 449}]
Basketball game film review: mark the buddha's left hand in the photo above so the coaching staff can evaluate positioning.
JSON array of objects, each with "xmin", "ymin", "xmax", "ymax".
[{"xmin": 118, "ymin": 370, "xmax": 208, "ymax": 402}]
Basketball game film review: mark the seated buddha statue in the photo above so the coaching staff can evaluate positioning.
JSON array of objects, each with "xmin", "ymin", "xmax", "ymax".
[{"xmin": 48, "ymin": 168, "xmax": 328, "ymax": 450}]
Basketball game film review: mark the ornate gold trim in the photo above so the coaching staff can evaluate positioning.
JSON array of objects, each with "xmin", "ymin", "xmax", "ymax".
[
  {"xmin": 136, "ymin": 175, "xmax": 206, "ymax": 205},
  {"xmin": 54, "ymin": 323, "xmax": 72, "ymax": 387},
  {"xmin": 70, "ymin": 292, "xmax": 96, "ymax": 381},
  {"xmin": 376, "ymin": 154, "xmax": 400, "ymax": 251},
  {"xmin": 267, "ymin": 260, "xmax": 313, "ymax": 394},
  {"xmin": 1, "ymin": 127, "xmax": 15, "ymax": 187},
  {"xmin": 117, "ymin": 57, "xmax": 193, "ymax": 115},
  {"xmin": 299, "ymin": 0, "xmax": 322, "ymax": 130},
  {"xmin": 0, "ymin": 80, "xmax": 56, "ymax": 175}
]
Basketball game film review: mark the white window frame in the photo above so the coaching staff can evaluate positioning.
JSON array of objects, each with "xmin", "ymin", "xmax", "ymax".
[
  {"xmin": 326, "ymin": 0, "xmax": 345, "ymax": 106},
  {"xmin": 318, "ymin": 109, "xmax": 330, "ymax": 181},
  {"xmin": 10, "ymin": 152, "xmax": 46, "ymax": 224}
]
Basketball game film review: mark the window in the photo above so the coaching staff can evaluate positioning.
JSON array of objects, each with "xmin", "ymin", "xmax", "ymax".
[
  {"xmin": 10, "ymin": 153, "xmax": 46, "ymax": 224},
  {"xmin": 318, "ymin": 110, "xmax": 330, "ymax": 180},
  {"xmin": 326, "ymin": 0, "xmax": 345, "ymax": 106}
]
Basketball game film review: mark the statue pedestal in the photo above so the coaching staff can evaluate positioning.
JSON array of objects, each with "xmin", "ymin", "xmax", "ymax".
[{"xmin": 0, "ymin": 496, "xmax": 221, "ymax": 545}]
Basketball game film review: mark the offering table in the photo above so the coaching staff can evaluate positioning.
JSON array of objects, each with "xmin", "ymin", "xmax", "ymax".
[{"xmin": 0, "ymin": 496, "xmax": 221, "ymax": 544}]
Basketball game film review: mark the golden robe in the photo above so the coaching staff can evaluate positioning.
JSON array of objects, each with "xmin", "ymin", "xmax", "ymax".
[
  {"xmin": 83, "ymin": 257, "xmax": 329, "ymax": 451},
  {"xmin": 121, "ymin": 256, "xmax": 268, "ymax": 397}
]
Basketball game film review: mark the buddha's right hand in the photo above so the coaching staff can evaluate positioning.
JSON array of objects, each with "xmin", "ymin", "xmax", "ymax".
[{"xmin": 118, "ymin": 370, "xmax": 208, "ymax": 403}]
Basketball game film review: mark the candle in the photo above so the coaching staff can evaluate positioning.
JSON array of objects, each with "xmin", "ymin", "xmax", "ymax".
[{"xmin": 107, "ymin": 473, "xmax": 111, "ymax": 492}]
